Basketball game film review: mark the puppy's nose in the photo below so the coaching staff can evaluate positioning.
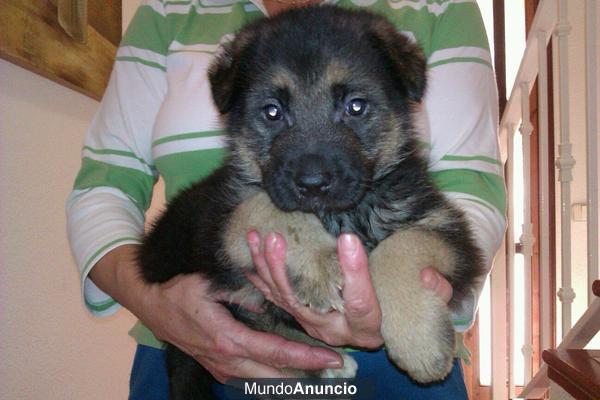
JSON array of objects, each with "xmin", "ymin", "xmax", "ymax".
[
  {"xmin": 294, "ymin": 158, "xmax": 332, "ymax": 196},
  {"xmin": 295, "ymin": 172, "xmax": 331, "ymax": 195}
]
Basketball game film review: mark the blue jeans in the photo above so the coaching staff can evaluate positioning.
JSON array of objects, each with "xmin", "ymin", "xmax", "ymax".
[{"xmin": 129, "ymin": 345, "xmax": 467, "ymax": 400}]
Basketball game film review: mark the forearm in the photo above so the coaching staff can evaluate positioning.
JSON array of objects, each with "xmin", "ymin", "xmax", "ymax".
[
  {"xmin": 89, "ymin": 244, "xmax": 150, "ymax": 317},
  {"xmin": 66, "ymin": 187, "xmax": 147, "ymax": 315}
]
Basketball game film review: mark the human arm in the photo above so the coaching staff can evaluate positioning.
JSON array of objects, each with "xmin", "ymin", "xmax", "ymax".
[
  {"xmin": 423, "ymin": 0, "xmax": 506, "ymax": 330},
  {"xmin": 88, "ymin": 245, "xmax": 342, "ymax": 383},
  {"xmin": 66, "ymin": 0, "xmax": 168, "ymax": 315}
]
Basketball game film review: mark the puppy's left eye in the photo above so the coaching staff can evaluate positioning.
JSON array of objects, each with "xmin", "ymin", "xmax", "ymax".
[
  {"xmin": 263, "ymin": 104, "xmax": 283, "ymax": 121},
  {"xmin": 345, "ymin": 98, "xmax": 368, "ymax": 117}
]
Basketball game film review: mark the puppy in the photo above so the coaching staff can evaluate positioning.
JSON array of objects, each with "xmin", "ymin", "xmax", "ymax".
[{"xmin": 139, "ymin": 5, "xmax": 484, "ymax": 399}]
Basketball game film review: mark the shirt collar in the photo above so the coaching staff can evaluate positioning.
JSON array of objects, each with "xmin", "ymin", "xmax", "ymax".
[{"xmin": 248, "ymin": 0, "xmax": 335, "ymax": 16}]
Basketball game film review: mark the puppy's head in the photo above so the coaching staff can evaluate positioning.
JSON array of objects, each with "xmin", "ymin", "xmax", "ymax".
[{"xmin": 209, "ymin": 6, "xmax": 426, "ymax": 212}]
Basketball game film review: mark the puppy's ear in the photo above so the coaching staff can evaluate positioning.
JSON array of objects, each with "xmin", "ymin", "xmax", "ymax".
[
  {"xmin": 208, "ymin": 31, "xmax": 255, "ymax": 114},
  {"xmin": 368, "ymin": 21, "xmax": 427, "ymax": 103}
]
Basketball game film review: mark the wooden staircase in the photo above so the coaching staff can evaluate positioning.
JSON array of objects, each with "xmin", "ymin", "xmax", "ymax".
[{"xmin": 541, "ymin": 281, "xmax": 600, "ymax": 400}]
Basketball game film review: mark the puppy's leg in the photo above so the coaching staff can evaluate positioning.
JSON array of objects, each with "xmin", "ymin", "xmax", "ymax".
[
  {"xmin": 224, "ymin": 192, "xmax": 355, "ymax": 377},
  {"xmin": 225, "ymin": 191, "xmax": 343, "ymax": 313},
  {"xmin": 369, "ymin": 229, "xmax": 456, "ymax": 383}
]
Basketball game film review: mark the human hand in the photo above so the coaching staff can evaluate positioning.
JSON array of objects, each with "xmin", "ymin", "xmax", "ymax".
[
  {"xmin": 246, "ymin": 232, "xmax": 384, "ymax": 348},
  {"xmin": 245, "ymin": 233, "xmax": 454, "ymax": 348},
  {"xmin": 92, "ymin": 245, "xmax": 343, "ymax": 384}
]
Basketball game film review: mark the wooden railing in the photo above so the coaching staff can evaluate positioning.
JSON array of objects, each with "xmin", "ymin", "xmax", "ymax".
[{"xmin": 498, "ymin": 0, "xmax": 598, "ymax": 397}]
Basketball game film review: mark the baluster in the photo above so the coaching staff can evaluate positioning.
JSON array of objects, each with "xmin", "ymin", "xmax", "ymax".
[
  {"xmin": 537, "ymin": 28, "xmax": 553, "ymax": 354},
  {"xmin": 520, "ymin": 81, "xmax": 534, "ymax": 382},
  {"xmin": 555, "ymin": 0, "xmax": 575, "ymax": 337},
  {"xmin": 506, "ymin": 122, "xmax": 517, "ymax": 397}
]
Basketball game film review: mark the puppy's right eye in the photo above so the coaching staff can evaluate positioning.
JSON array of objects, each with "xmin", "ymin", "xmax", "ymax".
[
  {"xmin": 345, "ymin": 98, "xmax": 368, "ymax": 117},
  {"xmin": 263, "ymin": 104, "xmax": 283, "ymax": 121}
]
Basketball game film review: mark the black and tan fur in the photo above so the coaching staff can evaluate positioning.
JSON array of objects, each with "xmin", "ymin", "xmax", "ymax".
[{"xmin": 139, "ymin": 5, "xmax": 484, "ymax": 399}]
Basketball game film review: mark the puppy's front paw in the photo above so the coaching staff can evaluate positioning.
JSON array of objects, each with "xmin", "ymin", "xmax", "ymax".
[
  {"xmin": 291, "ymin": 250, "xmax": 344, "ymax": 313},
  {"xmin": 382, "ymin": 296, "xmax": 455, "ymax": 383}
]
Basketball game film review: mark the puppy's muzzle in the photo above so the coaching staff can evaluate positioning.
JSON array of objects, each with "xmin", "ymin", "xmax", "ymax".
[
  {"xmin": 264, "ymin": 139, "xmax": 368, "ymax": 212},
  {"xmin": 293, "ymin": 154, "xmax": 333, "ymax": 197}
]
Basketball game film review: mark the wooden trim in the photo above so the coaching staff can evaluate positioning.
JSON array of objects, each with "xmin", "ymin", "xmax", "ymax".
[
  {"xmin": 523, "ymin": 0, "xmax": 558, "ymax": 379},
  {"xmin": 0, "ymin": 1, "xmax": 121, "ymax": 101},
  {"xmin": 462, "ymin": 316, "xmax": 478, "ymax": 399},
  {"xmin": 547, "ymin": 36, "xmax": 557, "ymax": 352},
  {"xmin": 493, "ymin": 5, "xmax": 507, "ymax": 399},
  {"xmin": 525, "ymin": 0, "xmax": 542, "ymax": 377},
  {"xmin": 493, "ymin": 0, "xmax": 507, "ymax": 115}
]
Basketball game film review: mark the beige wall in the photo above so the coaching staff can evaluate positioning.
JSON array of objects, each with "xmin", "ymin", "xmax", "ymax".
[{"xmin": 0, "ymin": 1, "xmax": 141, "ymax": 399}]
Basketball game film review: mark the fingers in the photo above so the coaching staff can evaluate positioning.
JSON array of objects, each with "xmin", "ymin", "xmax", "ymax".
[
  {"xmin": 205, "ymin": 317, "xmax": 341, "ymax": 381},
  {"xmin": 150, "ymin": 268, "xmax": 342, "ymax": 387},
  {"xmin": 236, "ymin": 325, "xmax": 342, "ymax": 370},
  {"xmin": 247, "ymin": 231, "xmax": 383, "ymax": 348},
  {"xmin": 420, "ymin": 267, "xmax": 453, "ymax": 304},
  {"xmin": 247, "ymin": 231, "xmax": 296, "ymax": 311},
  {"xmin": 247, "ymin": 232, "xmax": 308, "ymax": 313},
  {"xmin": 262, "ymin": 233, "xmax": 307, "ymax": 310},
  {"xmin": 207, "ymin": 358, "xmax": 293, "ymax": 384},
  {"xmin": 198, "ymin": 308, "xmax": 342, "ymax": 383},
  {"xmin": 247, "ymin": 230, "xmax": 278, "ymax": 292},
  {"xmin": 337, "ymin": 234, "xmax": 383, "ymax": 347},
  {"xmin": 258, "ymin": 234, "xmax": 346, "ymax": 328}
]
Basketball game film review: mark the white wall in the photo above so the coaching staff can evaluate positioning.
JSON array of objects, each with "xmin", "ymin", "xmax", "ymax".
[{"xmin": 0, "ymin": 1, "xmax": 141, "ymax": 399}]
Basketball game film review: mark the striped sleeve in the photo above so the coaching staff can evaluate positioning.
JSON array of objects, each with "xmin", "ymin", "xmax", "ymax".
[
  {"xmin": 66, "ymin": 0, "xmax": 170, "ymax": 316},
  {"xmin": 423, "ymin": 0, "xmax": 507, "ymax": 331}
]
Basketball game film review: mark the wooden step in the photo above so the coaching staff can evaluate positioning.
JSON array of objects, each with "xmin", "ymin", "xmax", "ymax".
[
  {"xmin": 543, "ymin": 349, "xmax": 600, "ymax": 399},
  {"xmin": 520, "ymin": 281, "xmax": 600, "ymax": 398}
]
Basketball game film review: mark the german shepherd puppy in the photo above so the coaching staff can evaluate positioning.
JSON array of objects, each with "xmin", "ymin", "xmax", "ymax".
[{"xmin": 139, "ymin": 5, "xmax": 484, "ymax": 399}]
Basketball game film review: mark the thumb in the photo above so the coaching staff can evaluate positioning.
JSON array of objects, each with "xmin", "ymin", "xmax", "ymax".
[
  {"xmin": 420, "ymin": 267, "xmax": 453, "ymax": 304},
  {"xmin": 337, "ymin": 234, "xmax": 380, "ymax": 323}
]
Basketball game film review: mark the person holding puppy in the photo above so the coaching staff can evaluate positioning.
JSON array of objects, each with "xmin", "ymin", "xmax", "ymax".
[{"xmin": 67, "ymin": 0, "xmax": 505, "ymax": 398}]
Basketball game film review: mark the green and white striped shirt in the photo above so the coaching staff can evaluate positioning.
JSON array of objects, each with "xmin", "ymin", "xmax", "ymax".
[{"xmin": 67, "ymin": 0, "xmax": 506, "ymax": 348}]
